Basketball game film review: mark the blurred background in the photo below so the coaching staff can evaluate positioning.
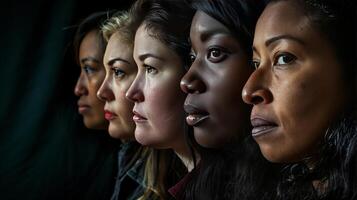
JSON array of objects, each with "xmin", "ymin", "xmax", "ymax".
[{"xmin": 0, "ymin": 0, "xmax": 135, "ymax": 199}]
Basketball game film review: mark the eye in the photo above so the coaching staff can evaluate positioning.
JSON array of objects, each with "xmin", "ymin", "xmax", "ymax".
[
  {"xmin": 83, "ymin": 65, "xmax": 96, "ymax": 75},
  {"xmin": 189, "ymin": 52, "xmax": 196, "ymax": 66},
  {"xmin": 111, "ymin": 67, "xmax": 125, "ymax": 78},
  {"xmin": 251, "ymin": 59, "xmax": 260, "ymax": 69},
  {"xmin": 144, "ymin": 64, "xmax": 158, "ymax": 74},
  {"xmin": 207, "ymin": 47, "xmax": 228, "ymax": 63},
  {"xmin": 274, "ymin": 53, "xmax": 297, "ymax": 66}
]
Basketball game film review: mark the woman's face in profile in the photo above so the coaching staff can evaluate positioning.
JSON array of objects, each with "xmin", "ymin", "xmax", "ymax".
[
  {"xmin": 74, "ymin": 30, "xmax": 108, "ymax": 130},
  {"xmin": 126, "ymin": 24, "xmax": 187, "ymax": 148},
  {"xmin": 97, "ymin": 32, "xmax": 137, "ymax": 140},
  {"xmin": 180, "ymin": 11, "xmax": 252, "ymax": 148},
  {"xmin": 242, "ymin": 1, "xmax": 347, "ymax": 163}
]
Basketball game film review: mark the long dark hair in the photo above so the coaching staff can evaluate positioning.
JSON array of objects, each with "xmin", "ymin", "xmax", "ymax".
[
  {"xmin": 73, "ymin": 11, "xmax": 112, "ymax": 65},
  {"xmin": 127, "ymin": 0, "xmax": 195, "ymax": 199},
  {"xmin": 183, "ymin": 0, "xmax": 281, "ymax": 200},
  {"xmin": 267, "ymin": 0, "xmax": 357, "ymax": 199}
]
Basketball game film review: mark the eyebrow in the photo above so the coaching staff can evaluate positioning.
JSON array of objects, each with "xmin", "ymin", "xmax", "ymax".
[
  {"xmin": 80, "ymin": 57, "xmax": 100, "ymax": 64},
  {"xmin": 253, "ymin": 34, "xmax": 305, "ymax": 54},
  {"xmin": 265, "ymin": 34, "xmax": 305, "ymax": 47},
  {"xmin": 137, "ymin": 53, "xmax": 164, "ymax": 62},
  {"xmin": 199, "ymin": 28, "xmax": 230, "ymax": 42},
  {"xmin": 107, "ymin": 58, "xmax": 131, "ymax": 66}
]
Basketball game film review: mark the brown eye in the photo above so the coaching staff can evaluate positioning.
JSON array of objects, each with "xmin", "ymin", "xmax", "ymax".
[
  {"xmin": 274, "ymin": 53, "xmax": 296, "ymax": 66},
  {"xmin": 189, "ymin": 54, "xmax": 196, "ymax": 64},
  {"xmin": 207, "ymin": 47, "xmax": 228, "ymax": 63}
]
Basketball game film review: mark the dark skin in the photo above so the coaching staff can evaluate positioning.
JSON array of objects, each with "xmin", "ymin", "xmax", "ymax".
[
  {"xmin": 242, "ymin": 1, "xmax": 348, "ymax": 163},
  {"xmin": 180, "ymin": 11, "xmax": 252, "ymax": 148}
]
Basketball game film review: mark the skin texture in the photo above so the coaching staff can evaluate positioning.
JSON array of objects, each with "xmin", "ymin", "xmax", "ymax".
[
  {"xmin": 180, "ymin": 11, "xmax": 252, "ymax": 148},
  {"xmin": 74, "ymin": 30, "xmax": 108, "ymax": 130},
  {"xmin": 242, "ymin": 1, "xmax": 347, "ymax": 163},
  {"xmin": 126, "ymin": 24, "xmax": 187, "ymax": 151},
  {"xmin": 97, "ymin": 32, "xmax": 137, "ymax": 140}
]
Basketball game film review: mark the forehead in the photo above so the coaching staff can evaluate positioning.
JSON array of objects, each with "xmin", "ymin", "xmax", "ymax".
[
  {"xmin": 190, "ymin": 11, "xmax": 230, "ymax": 39},
  {"xmin": 133, "ymin": 24, "xmax": 176, "ymax": 60},
  {"xmin": 79, "ymin": 30, "xmax": 102, "ymax": 55},
  {"xmin": 103, "ymin": 32, "xmax": 133, "ymax": 63},
  {"xmin": 106, "ymin": 32, "xmax": 132, "ymax": 54},
  {"xmin": 255, "ymin": 1, "xmax": 311, "ymax": 42}
]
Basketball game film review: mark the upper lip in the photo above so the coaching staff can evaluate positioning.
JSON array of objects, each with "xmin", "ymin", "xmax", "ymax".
[
  {"xmin": 250, "ymin": 111, "xmax": 278, "ymax": 128},
  {"xmin": 77, "ymin": 101, "xmax": 90, "ymax": 107},
  {"xmin": 104, "ymin": 109, "xmax": 117, "ymax": 116},
  {"xmin": 183, "ymin": 102, "xmax": 208, "ymax": 116},
  {"xmin": 133, "ymin": 109, "xmax": 147, "ymax": 120}
]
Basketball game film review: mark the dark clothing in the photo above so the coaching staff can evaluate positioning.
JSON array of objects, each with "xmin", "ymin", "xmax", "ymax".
[
  {"xmin": 168, "ymin": 168, "xmax": 197, "ymax": 200},
  {"xmin": 110, "ymin": 141, "xmax": 146, "ymax": 200}
]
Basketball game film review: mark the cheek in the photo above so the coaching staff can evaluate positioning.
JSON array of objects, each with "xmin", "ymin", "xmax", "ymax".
[
  {"xmin": 145, "ymin": 82, "xmax": 186, "ymax": 129},
  {"xmin": 274, "ymin": 74, "xmax": 330, "ymax": 157},
  {"xmin": 210, "ymin": 68, "xmax": 251, "ymax": 125},
  {"xmin": 114, "ymin": 83, "xmax": 134, "ymax": 117},
  {"xmin": 88, "ymin": 75, "xmax": 105, "ymax": 98}
]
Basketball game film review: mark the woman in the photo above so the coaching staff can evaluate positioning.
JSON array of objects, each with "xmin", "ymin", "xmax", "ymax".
[
  {"xmin": 242, "ymin": 0, "xmax": 357, "ymax": 199},
  {"xmin": 97, "ymin": 11, "xmax": 150, "ymax": 200},
  {"xmin": 125, "ymin": 0, "xmax": 195, "ymax": 199},
  {"xmin": 180, "ymin": 0, "xmax": 280, "ymax": 199},
  {"xmin": 73, "ymin": 12, "xmax": 109, "ymax": 130}
]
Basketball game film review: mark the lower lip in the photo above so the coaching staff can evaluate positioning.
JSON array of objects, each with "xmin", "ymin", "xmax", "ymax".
[
  {"xmin": 105, "ymin": 112, "xmax": 115, "ymax": 120},
  {"xmin": 78, "ymin": 106, "xmax": 90, "ymax": 114},
  {"xmin": 251, "ymin": 126, "xmax": 277, "ymax": 137},
  {"xmin": 186, "ymin": 114, "xmax": 209, "ymax": 126},
  {"xmin": 133, "ymin": 115, "xmax": 147, "ymax": 123}
]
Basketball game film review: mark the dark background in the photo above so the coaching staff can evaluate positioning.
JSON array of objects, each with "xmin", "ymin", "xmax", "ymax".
[{"xmin": 0, "ymin": 0, "xmax": 135, "ymax": 199}]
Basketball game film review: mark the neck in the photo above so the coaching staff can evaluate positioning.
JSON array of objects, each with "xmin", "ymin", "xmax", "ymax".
[{"xmin": 172, "ymin": 140, "xmax": 198, "ymax": 172}]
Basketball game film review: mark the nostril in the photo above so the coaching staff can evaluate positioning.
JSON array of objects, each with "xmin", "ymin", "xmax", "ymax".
[{"xmin": 251, "ymin": 96, "xmax": 264, "ymax": 105}]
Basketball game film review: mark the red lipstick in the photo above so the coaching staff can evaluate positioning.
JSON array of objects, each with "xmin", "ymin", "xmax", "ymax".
[{"xmin": 104, "ymin": 111, "xmax": 115, "ymax": 120}]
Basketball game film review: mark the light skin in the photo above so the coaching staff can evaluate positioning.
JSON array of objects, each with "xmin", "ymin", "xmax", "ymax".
[
  {"xmin": 242, "ymin": 1, "xmax": 347, "ymax": 163},
  {"xmin": 126, "ymin": 24, "xmax": 192, "ymax": 168},
  {"xmin": 97, "ymin": 32, "xmax": 137, "ymax": 140},
  {"xmin": 74, "ymin": 30, "xmax": 108, "ymax": 130},
  {"xmin": 180, "ymin": 11, "xmax": 252, "ymax": 148}
]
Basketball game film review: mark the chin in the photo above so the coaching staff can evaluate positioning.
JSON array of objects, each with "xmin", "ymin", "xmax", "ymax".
[
  {"xmin": 261, "ymin": 148, "xmax": 294, "ymax": 164},
  {"xmin": 195, "ymin": 134, "xmax": 219, "ymax": 149},
  {"xmin": 109, "ymin": 126, "xmax": 133, "ymax": 140}
]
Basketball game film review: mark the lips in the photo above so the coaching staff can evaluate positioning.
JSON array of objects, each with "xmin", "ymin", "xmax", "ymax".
[
  {"xmin": 250, "ymin": 117, "xmax": 278, "ymax": 137},
  {"xmin": 133, "ymin": 110, "xmax": 147, "ymax": 123},
  {"xmin": 78, "ymin": 102, "xmax": 90, "ymax": 114},
  {"xmin": 104, "ymin": 110, "xmax": 116, "ymax": 120},
  {"xmin": 184, "ymin": 103, "xmax": 209, "ymax": 126}
]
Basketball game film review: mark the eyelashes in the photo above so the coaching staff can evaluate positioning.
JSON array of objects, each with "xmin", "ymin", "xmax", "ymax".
[
  {"xmin": 189, "ymin": 46, "xmax": 230, "ymax": 65},
  {"xmin": 111, "ymin": 67, "xmax": 125, "ymax": 78},
  {"xmin": 83, "ymin": 65, "xmax": 97, "ymax": 75},
  {"xmin": 274, "ymin": 52, "xmax": 297, "ymax": 66},
  {"xmin": 143, "ymin": 64, "xmax": 158, "ymax": 74},
  {"xmin": 207, "ymin": 47, "xmax": 229, "ymax": 63},
  {"xmin": 252, "ymin": 52, "xmax": 297, "ymax": 69}
]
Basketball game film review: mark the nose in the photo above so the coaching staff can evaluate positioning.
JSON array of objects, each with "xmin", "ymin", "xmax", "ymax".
[
  {"xmin": 126, "ymin": 75, "xmax": 144, "ymax": 102},
  {"xmin": 180, "ymin": 60, "xmax": 206, "ymax": 94},
  {"xmin": 74, "ymin": 74, "xmax": 88, "ymax": 96},
  {"xmin": 97, "ymin": 77, "xmax": 114, "ymax": 102},
  {"xmin": 242, "ymin": 68, "xmax": 273, "ymax": 105}
]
